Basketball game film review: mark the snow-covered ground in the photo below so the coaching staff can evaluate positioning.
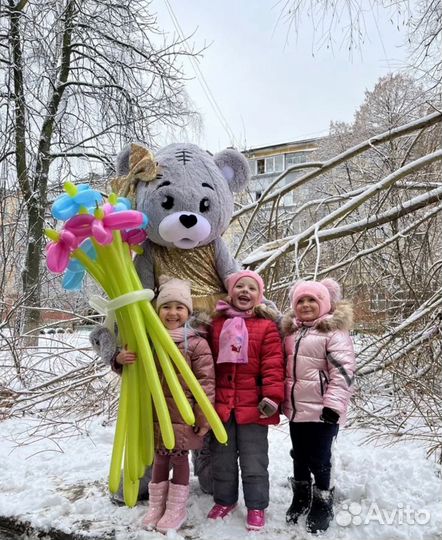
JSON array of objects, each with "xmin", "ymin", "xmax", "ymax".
[
  {"xmin": 0, "ymin": 415, "xmax": 441, "ymax": 540},
  {"xmin": 1, "ymin": 330, "xmax": 441, "ymax": 539}
]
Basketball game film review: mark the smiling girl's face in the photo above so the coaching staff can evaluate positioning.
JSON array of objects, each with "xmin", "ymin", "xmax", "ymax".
[
  {"xmin": 158, "ymin": 301, "xmax": 190, "ymax": 330},
  {"xmin": 230, "ymin": 277, "xmax": 260, "ymax": 311},
  {"xmin": 295, "ymin": 295, "xmax": 320, "ymax": 322}
]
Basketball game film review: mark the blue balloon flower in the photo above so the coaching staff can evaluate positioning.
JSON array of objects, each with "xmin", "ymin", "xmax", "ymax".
[
  {"xmin": 52, "ymin": 183, "xmax": 103, "ymax": 221},
  {"xmin": 62, "ymin": 268, "xmax": 85, "ymax": 291},
  {"xmin": 62, "ymin": 239, "xmax": 96, "ymax": 291},
  {"xmin": 115, "ymin": 197, "xmax": 132, "ymax": 211}
]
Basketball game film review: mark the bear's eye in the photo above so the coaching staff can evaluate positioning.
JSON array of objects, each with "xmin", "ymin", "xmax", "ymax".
[
  {"xmin": 199, "ymin": 197, "xmax": 210, "ymax": 213},
  {"xmin": 161, "ymin": 196, "xmax": 174, "ymax": 210}
]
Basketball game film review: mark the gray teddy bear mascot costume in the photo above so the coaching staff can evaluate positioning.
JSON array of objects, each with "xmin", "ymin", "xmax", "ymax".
[
  {"xmin": 91, "ymin": 142, "xmax": 251, "ymax": 503},
  {"xmin": 115, "ymin": 142, "xmax": 250, "ymax": 312}
]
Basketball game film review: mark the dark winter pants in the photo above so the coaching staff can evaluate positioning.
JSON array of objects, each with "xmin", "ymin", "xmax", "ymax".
[
  {"xmin": 210, "ymin": 412, "xmax": 269, "ymax": 510},
  {"xmin": 289, "ymin": 422, "xmax": 339, "ymax": 490},
  {"xmin": 192, "ymin": 433, "xmax": 213, "ymax": 494}
]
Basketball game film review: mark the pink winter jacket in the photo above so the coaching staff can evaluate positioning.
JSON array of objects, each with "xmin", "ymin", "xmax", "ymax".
[
  {"xmin": 112, "ymin": 316, "xmax": 215, "ymax": 452},
  {"xmin": 153, "ymin": 320, "xmax": 215, "ymax": 452},
  {"xmin": 282, "ymin": 301, "xmax": 356, "ymax": 425}
]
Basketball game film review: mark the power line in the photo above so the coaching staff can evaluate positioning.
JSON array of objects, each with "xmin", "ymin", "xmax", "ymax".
[{"xmin": 163, "ymin": 0, "xmax": 239, "ymax": 147}]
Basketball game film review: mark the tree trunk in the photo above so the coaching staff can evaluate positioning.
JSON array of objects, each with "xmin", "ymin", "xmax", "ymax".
[{"xmin": 21, "ymin": 203, "xmax": 44, "ymax": 339}]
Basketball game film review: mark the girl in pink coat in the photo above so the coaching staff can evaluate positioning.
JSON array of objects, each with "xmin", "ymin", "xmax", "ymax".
[
  {"xmin": 281, "ymin": 278, "xmax": 355, "ymax": 534},
  {"xmin": 115, "ymin": 276, "xmax": 215, "ymax": 534}
]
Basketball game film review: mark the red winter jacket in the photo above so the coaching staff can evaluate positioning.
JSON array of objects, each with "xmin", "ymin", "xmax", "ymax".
[{"xmin": 210, "ymin": 313, "xmax": 284, "ymax": 426}]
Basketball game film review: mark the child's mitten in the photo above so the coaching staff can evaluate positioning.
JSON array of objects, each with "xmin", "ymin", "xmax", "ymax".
[
  {"xmin": 320, "ymin": 407, "xmax": 340, "ymax": 424},
  {"xmin": 89, "ymin": 325, "xmax": 117, "ymax": 365},
  {"xmin": 258, "ymin": 397, "xmax": 279, "ymax": 418}
]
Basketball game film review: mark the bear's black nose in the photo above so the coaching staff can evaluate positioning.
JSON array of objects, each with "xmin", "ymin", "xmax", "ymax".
[{"xmin": 179, "ymin": 214, "xmax": 197, "ymax": 229}]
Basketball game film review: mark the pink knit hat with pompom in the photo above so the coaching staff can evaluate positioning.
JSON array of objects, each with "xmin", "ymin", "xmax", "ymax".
[{"xmin": 290, "ymin": 278, "xmax": 341, "ymax": 317}]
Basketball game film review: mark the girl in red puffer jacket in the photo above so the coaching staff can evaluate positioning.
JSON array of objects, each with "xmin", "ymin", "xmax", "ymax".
[
  {"xmin": 282, "ymin": 278, "xmax": 356, "ymax": 534},
  {"xmin": 207, "ymin": 270, "xmax": 284, "ymax": 532}
]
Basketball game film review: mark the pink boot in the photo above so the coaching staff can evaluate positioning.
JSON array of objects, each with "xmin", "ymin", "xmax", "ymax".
[
  {"xmin": 246, "ymin": 509, "xmax": 265, "ymax": 531},
  {"xmin": 142, "ymin": 481, "xmax": 169, "ymax": 530},
  {"xmin": 156, "ymin": 482, "xmax": 190, "ymax": 533},
  {"xmin": 207, "ymin": 503, "xmax": 238, "ymax": 519}
]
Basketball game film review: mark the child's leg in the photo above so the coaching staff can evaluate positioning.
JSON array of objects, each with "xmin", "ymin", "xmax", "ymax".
[
  {"xmin": 237, "ymin": 422, "xmax": 269, "ymax": 510},
  {"xmin": 303, "ymin": 423, "xmax": 339, "ymax": 533},
  {"xmin": 289, "ymin": 422, "xmax": 312, "ymax": 482},
  {"xmin": 170, "ymin": 451, "xmax": 190, "ymax": 485},
  {"xmin": 142, "ymin": 454, "xmax": 170, "ymax": 529},
  {"xmin": 209, "ymin": 412, "xmax": 239, "ymax": 506},
  {"xmin": 306, "ymin": 423, "xmax": 339, "ymax": 490},
  {"xmin": 156, "ymin": 452, "xmax": 190, "ymax": 533},
  {"xmin": 286, "ymin": 423, "xmax": 313, "ymax": 525},
  {"xmin": 192, "ymin": 433, "xmax": 213, "ymax": 494},
  {"xmin": 152, "ymin": 452, "xmax": 171, "ymax": 483}
]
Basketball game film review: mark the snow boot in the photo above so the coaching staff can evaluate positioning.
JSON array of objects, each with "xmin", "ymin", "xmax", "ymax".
[
  {"xmin": 142, "ymin": 481, "xmax": 169, "ymax": 530},
  {"xmin": 207, "ymin": 503, "xmax": 238, "ymax": 519},
  {"xmin": 286, "ymin": 478, "xmax": 312, "ymax": 524},
  {"xmin": 156, "ymin": 482, "xmax": 190, "ymax": 533},
  {"xmin": 111, "ymin": 466, "xmax": 152, "ymax": 505},
  {"xmin": 306, "ymin": 485, "xmax": 334, "ymax": 534},
  {"xmin": 246, "ymin": 509, "xmax": 265, "ymax": 531},
  {"xmin": 137, "ymin": 468, "xmax": 152, "ymax": 501}
]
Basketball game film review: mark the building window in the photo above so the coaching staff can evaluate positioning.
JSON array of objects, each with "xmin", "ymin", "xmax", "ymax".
[
  {"xmin": 265, "ymin": 157, "xmax": 274, "ymax": 173},
  {"xmin": 274, "ymin": 154, "xmax": 284, "ymax": 172},
  {"xmin": 247, "ymin": 159, "xmax": 256, "ymax": 175},
  {"xmin": 255, "ymin": 155, "xmax": 285, "ymax": 175},
  {"xmin": 285, "ymin": 152, "xmax": 307, "ymax": 167}
]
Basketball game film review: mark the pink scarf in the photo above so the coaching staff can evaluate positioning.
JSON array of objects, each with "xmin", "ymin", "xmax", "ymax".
[
  {"xmin": 167, "ymin": 324, "xmax": 198, "ymax": 353},
  {"xmin": 215, "ymin": 300, "xmax": 254, "ymax": 364}
]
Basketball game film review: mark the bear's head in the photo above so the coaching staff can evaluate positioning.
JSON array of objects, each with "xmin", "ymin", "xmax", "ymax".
[{"xmin": 115, "ymin": 142, "xmax": 250, "ymax": 249}]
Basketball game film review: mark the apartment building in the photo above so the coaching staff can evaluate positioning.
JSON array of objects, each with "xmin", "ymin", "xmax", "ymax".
[{"xmin": 242, "ymin": 137, "xmax": 321, "ymax": 208}]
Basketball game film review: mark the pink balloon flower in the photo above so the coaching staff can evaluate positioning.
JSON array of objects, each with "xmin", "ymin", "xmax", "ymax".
[
  {"xmin": 65, "ymin": 209, "xmax": 146, "ymax": 245},
  {"xmin": 46, "ymin": 230, "xmax": 79, "ymax": 273},
  {"xmin": 121, "ymin": 228, "xmax": 148, "ymax": 245},
  {"xmin": 64, "ymin": 214, "xmax": 94, "ymax": 242}
]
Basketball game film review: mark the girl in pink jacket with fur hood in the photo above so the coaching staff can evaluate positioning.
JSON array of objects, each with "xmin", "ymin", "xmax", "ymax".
[{"xmin": 281, "ymin": 278, "xmax": 355, "ymax": 534}]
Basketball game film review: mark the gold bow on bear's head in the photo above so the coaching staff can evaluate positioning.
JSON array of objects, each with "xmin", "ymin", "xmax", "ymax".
[{"xmin": 110, "ymin": 143, "xmax": 157, "ymax": 200}]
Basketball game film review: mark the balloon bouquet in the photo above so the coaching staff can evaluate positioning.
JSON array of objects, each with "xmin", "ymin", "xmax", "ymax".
[{"xmin": 45, "ymin": 182, "xmax": 227, "ymax": 506}]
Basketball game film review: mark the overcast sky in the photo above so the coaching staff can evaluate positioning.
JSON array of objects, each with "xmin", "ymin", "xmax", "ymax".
[{"xmin": 152, "ymin": 0, "xmax": 412, "ymax": 152}]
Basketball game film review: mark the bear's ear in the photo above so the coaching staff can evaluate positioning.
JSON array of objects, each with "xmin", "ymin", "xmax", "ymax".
[
  {"xmin": 113, "ymin": 143, "xmax": 157, "ymax": 197},
  {"xmin": 116, "ymin": 142, "xmax": 156, "ymax": 179},
  {"xmin": 116, "ymin": 144, "xmax": 132, "ymax": 176},
  {"xmin": 214, "ymin": 148, "xmax": 251, "ymax": 193}
]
